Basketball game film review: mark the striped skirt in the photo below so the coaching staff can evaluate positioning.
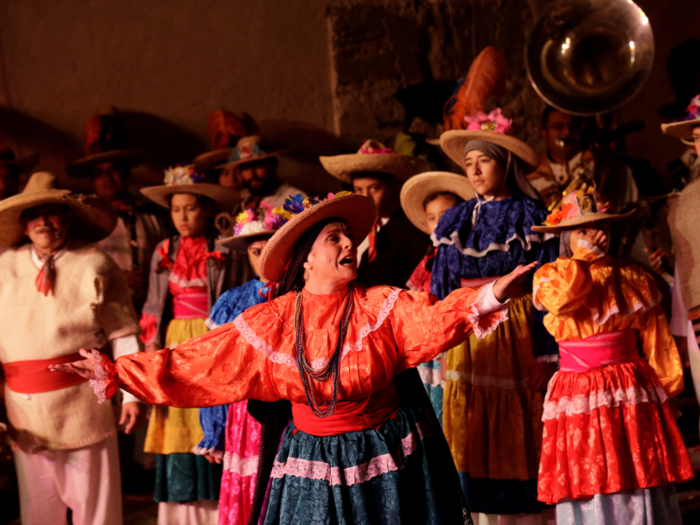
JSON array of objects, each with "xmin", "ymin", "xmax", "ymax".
[{"xmin": 262, "ymin": 405, "xmax": 470, "ymax": 525}]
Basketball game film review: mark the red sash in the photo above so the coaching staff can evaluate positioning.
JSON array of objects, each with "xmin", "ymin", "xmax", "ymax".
[
  {"xmin": 291, "ymin": 382, "xmax": 400, "ymax": 436},
  {"xmin": 558, "ymin": 329, "xmax": 639, "ymax": 372},
  {"xmin": 2, "ymin": 353, "xmax": 88, "ymax": 394},
  {"xmin": 173, "ymin": 293, "xmax": 209, "ymax": 319}
]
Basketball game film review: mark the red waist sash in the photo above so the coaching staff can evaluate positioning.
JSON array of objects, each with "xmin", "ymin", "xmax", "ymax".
[
  {"xmin": 173, "ymin": 293, "xmax": 209, "ymax": 319},
  {"xmin": 558, "ymin": 329, "xmax": 639, "ymax": 372},
  {"xmin": 2, "ymin": 353, "xmax": 88, "ymax": 394},
  {"xmin": 291, "ymin": 382, "xmax": 400, "ymax": 437}
]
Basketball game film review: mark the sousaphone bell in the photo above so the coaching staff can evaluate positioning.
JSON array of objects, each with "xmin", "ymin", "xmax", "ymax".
[{"xmin": 526, "ymin": 0, "xmax": 654, "ymax": 116}]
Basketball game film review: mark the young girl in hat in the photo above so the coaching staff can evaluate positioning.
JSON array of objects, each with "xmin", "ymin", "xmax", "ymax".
[
  {"xmin": 138, "ymin": 165, "xmax": 254, "ymax": 525},
  {"xmin": 532, "ymin": 187, "xmax": 693, "ymax": 524},
  {"xmin": 400, "ymin": 171, "xmax": 474, "ymax": 424},
  {"xmin": 195, "ymin": 203, "xmax": 290, "ymax": 525},
  {"xmin": 434, "ymin": 109, "xmax": 559, "ymax": 522}
]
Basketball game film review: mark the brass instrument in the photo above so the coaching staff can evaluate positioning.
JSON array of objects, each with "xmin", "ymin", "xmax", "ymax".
[{"xmin": 526, "ymin": 0, "xmax": 654, "ymax": 116}]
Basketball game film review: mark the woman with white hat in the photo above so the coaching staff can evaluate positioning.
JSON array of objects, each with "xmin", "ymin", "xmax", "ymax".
[
  {"xmin": 434, "ymin": 109, "xmax": 559, "ymax": 523},
  {"xmin": 137, "ymin": 165, "xmax": 253, "ymax": 525},
  {"xmin": 55, "ymin": 191, "xmax": 536, "ymax": 525},
  {"xmin": 532, "ymin": 187, "xmax": 692, "ymax": 524}
]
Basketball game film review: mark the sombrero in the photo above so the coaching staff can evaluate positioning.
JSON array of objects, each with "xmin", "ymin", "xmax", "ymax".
[
  {"xmin": 218, "ymin": 204, "xmax": 291, "ymax": 253},
  {"xmin": 215, "ymin": 135, "xmax": 294, "ymax": 169},
  {"xmin": 531, "ymin": 185, "xmax": 634, "ymax": 234},
  {"xmin": 0, "ymin": 171, "xmax": 117, "ymax": 246},
  {"xmin": 140, "ymin": 165, "xmax": 240, "ymax": 213},
  {"xmin": 400, "ymin": 171, "xmax": 474, "ymax": 234},
  {"xmin": 0, "ymin": 143, "xmax": 40, "ymax": 172},
  {"xmin": 320, "ymin": 140, "xmax": 430, "ymax": 184},
  {"xmin": 440, "ymin": 110, "xmax": 539, "ymax": 173},
  {"xmin": 661, "ymin": 95, "xmax": 700, "ymax": 145},
  {"xmin": 66, "ymin": 149, "xmax": 149, "ymax": 177},
  {"xmin": 259, "ymin": 192, "xmax": 375, "ymax": 282}
]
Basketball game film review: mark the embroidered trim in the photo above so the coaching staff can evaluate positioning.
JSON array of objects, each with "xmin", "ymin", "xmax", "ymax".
[
  {"xmin": 89, "ymin": 350, "xmax": 111, "ymax": 404},
  {"xmin": 542, "ymin": 381, "xmax": 669, "ymax": 421},
  {"xmin": 432, "ymin": 230, "xmax": 556, "ymax": 257},
  {"xmin": 418, "ymin": 363, "xmax": 445, "ymax": 388},
  {"xmin": 168, "ymin": 273, "xmax": 207, "ymax": 288},
  {"xmin": 270, "ymin": 421, "xmax": 431, "ymax": 486},
  {"xmin": 445, "ymin": 370, "xmax": 528, "ymax": 389},
  {"xmin": 466, "ymin": 284, "xmax": 509, "ymax": 339},
  {"xmin": 588, "ymin": 291, "xmax": 662, "ymax": 327},
  {"xmin": 233, "ymin": 315, "xmax": 296, "ymax": 368},
  {"xmin": 223, "ymin": 451, "xmax": 260, "ymax": 476},
  {"xmin": 233, "ymin": 289, "xmax": 402, "ymax": 370},
  {"xmin": 576, "ymin": 239, "xmax": 605, "ymax": 260}
]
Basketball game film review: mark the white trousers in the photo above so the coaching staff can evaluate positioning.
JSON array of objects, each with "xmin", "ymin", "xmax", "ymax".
[{"xmin": 13, "ymin": 433, "xmax": 122, "ymax": 525}]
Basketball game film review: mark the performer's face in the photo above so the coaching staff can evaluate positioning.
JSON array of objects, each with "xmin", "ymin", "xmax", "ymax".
[
  {"xmin": 92, "ymin": 162, "xmax": 127, "ymax": 202},
  {"xmin": 693, "ymin": 127, "xmax": 700, "ymax": 157},
  {"xmin": 170, "ymin": 193, "xmax": 211, "ymax": 238},
  {"xmin": 464, "ymin": 150, "xmax": 506, "ymax": 198},
  {"xmin": 22, "ymin": 204, "xmax": 70, "ymax": 252},
  {"xmin": 569, "ymin": 225, "xmax": 610, "ymax": 254},
  {"xmin": 247, "ymin": 239, "xmax": 268, "ymax": 281},
  {"xmin": 236, "ymin": 159, "xmax": 276, "ymax": 193},
  {"xmin": 304, "ymin": 221, "xmax": 357, "ymax": 289},
  {"xmin": 352, "ymin": 176, "xmax": 394, "ymax": 217},
  {"xmin": 219, "ymin": 166, "xmax": 237, "ymax": 189},
  {"xmin": 542, "ymin": 110, "xmax": 583, "ymax": 160},
  {"xmin": 424, "ymin": 194, "xmax": 458, "ymax": 235}
]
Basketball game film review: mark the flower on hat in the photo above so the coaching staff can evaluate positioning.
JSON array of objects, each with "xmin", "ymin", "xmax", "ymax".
[
  {"xmin": 684, "ymin": 95, "xmax": 700, "ymax": 120},
  {"xmin": 464, "ymin": 108, "xmax": 512, "ymax": 134},
  {"xmin": 544, "ymin": 209, "xmax": 562, "ymax": 226},
  {"xmin": 163, "ymin": 164, "xmax": 205, "ymax": 186},
  {"xmin": 233, "ymin": 203, "xmax": 291, "ymax": 237},
  {"xmin": 358, "ymin": 140, "xmax": 396, "ymax": 155}
]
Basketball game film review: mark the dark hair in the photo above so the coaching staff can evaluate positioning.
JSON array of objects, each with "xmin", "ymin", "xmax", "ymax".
[
  {"xmin": 276, "ymin": 217, "xmax": 343, "ymax": 296},
  {"xmin": 422, "ymin": 191, "xmax": 464, "ymax": 211},
  {"xmin": 541, "ymin": 105, "xmax": 558, "ymax": 130},
  {"xmin": 350, "ymin": 171, "xmax": 393, "ymax": 183}
]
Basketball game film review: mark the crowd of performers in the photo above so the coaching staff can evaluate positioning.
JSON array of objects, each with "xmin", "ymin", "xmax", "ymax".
[{"xmin": 1, "ymin": 92, "xmax": 700, "ymax": 525}]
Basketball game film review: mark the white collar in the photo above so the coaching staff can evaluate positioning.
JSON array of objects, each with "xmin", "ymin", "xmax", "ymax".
[{"xmin": 30, "ymin": 244, "xmax": 67, "ymax": 270}]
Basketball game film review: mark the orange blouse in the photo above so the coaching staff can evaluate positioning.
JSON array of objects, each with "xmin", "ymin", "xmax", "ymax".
[
  {"xmin": 104, "ymin": 284, "xmax": 506, "ymax": 409},
  {"xmin": 533, "ymin": 240, "xmax": 683, "ymax": 396}
]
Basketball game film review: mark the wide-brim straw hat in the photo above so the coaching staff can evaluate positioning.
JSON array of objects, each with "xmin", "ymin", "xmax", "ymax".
[
  {"xmin": 194, "ymin": 148, "xmax": 233, "ymax": 173},
  {"xmin": 400, "ymin": 171, "xmax": 475, "ymax": 234},
  {"xmin": 439, "ymin": 130, "xmax": 539, "ymax": 173},
  {"xmin": 320, "ymin": 140, "xmax": 430, "ymax": 184},
  {"xmin": 66, "ymin": 149, "xmax": 150, "ymax": 177},
  {"xmin": 661, "ymin": 120, "xmax": 700, "ymax": 141},
  {"xmin": 141, "ymin": 183, "xmax": 239, "ymax": 213},
  {"xmin": 531, "ymin": 210, "xmax": 634, "ymax": 233},
  {"xmin": 218, "ymin": 230, "xmax": 277, "ymax": 253},
  {"xmin": 259, "ymin": 193, "xmax": 375, "ymax": 282},
  {"xmin": 215, "ymin": 135, "xmax": 294, "ymax": 169},
  {"xmin": 0, "ymin": 171, "xmax": 117, "ymax": 246}
]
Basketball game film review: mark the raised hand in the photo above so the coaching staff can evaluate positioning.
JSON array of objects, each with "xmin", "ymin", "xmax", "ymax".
[
  {"xmin": 49, "ymin": 348, "xmax": 97, "ymax": 380},
  {"xmin": 493, "ymin": 262, "xmax": 538, "ymax": 302}
]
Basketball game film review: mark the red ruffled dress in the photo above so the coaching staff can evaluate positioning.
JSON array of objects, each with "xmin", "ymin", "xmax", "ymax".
[{"xmin": 533, "ymin": 240, "xmax": 694, "ymax": 509}]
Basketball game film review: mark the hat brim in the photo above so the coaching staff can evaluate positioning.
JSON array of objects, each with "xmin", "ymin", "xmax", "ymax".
[
  {"xmin": 259, "ymin": 194, "xmax": 375, "ymax": 282},
  {"xmin": 0, "ymin": 152, "xmax": 40, "ymax": 172},
  {"xmin": 400, "ymin": 171, "xmax": 475, "ymax": 234},
  {"xmin": 217, "ymin": 230, "xmax": 277, "ymax": 253},
  {"xmin": 193, "ymin": 148, "xmax": 233, "ymax": 173},
  {"xmin": 531, "ymin": 210, "xmax": 636, "ymax": 233},
  {"xmin": 661, "ymin": 118, "xmax": 700, "ymax": 140},
  {"xmin": 0, "ymin": 190, "xmax": 117, "ymax": 246},
  {"xmin": 140, "ymin": 183, "xmax": 240, "ymax": 213},
  {"xmin": 66, "ymin": 149, "xmax": 149, "ymax": 177},
  {"xmin": 215, "ymin": 146, "xmax": 295, "ymax": 169},
  {"xmin": 439, "ymin": 130, "xmax": 539, "ymax": 173},
  {"xmin": 319, "ymin": 154, "xmax": 430, "ymax": 184}
]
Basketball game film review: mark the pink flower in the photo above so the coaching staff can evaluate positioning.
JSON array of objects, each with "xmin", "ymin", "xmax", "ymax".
[{"xmin": 464, "ymin": 108, "xmax": 512, "ymax": 135}]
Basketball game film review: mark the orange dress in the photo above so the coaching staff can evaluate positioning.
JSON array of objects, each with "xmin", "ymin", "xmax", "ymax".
[{"xmin": 533, "ymin": 241, "xmax": 693, "ymax": 505}]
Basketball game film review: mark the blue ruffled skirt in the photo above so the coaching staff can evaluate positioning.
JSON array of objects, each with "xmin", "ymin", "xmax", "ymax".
[{"xmin": 262, "ymin": 405, "xmax": 469, "ymax": 525}]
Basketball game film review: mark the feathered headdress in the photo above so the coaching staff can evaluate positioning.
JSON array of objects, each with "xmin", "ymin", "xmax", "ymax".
[{"xmin": 207, "ymin": 110, "xmax": 259, "ymax": 150}]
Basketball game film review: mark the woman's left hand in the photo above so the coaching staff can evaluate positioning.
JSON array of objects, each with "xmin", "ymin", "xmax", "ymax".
[
  {"xmin": 493, "ymin": 262, "xmax": 538, "ymax": 302},
  {"xmin": 49, "ymin": 348, "xmax": 97, "ymax": 380}
]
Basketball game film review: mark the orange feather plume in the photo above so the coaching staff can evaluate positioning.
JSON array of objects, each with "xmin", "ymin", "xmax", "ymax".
[
  {"xmin": 207, "ymin": 110, "xmax": 259, "ymax": 150},
  {"xmin": 443, "ymin": 46, "xmax": 507, "ymax": 131}
]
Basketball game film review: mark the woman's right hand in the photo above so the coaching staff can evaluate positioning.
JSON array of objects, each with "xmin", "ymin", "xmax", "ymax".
[
  {"xmin": 493, "ymin": 262, "xmax": 538, "ymax": 302},
  {"xmin": 48, "ymin": 348, "xmax": 97, "ymax": 380}
]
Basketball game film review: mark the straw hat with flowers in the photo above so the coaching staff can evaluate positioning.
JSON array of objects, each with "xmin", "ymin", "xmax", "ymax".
[{"xmin": 661, "ymin": 95, "xmax": 700, "ymax": 146}]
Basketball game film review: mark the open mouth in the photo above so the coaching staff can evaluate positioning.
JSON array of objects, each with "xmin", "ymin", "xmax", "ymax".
[{"xmin": 340, "ymin": 256, "xmax": 355, "ymax": 266}]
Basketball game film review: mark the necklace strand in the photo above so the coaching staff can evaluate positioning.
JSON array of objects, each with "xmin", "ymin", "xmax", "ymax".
[{"xmin": 294, "ymin": 285, "xmax": 354, "ymax": 418}]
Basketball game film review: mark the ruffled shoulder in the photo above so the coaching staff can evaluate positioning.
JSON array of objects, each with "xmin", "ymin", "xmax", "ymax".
[
  {"xmin": 586, "ymin": 262, "xmax": 663, "ymax": 325},
  {"xmin": 432, "ymin": 193, "xmax": 553, "ymax": 257},
  {"xmin": 209, "ymin": 280, "xmax": 266, "ymax": 327}
]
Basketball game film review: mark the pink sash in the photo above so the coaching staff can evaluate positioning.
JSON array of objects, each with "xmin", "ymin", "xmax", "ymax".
[
  {"xmin": 558, "ymin": 329, "xmax": 638, "ymax": 372},
  {"xmin": 173, "ymin": 293, "xmax": 209, "ymax": 319}
]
